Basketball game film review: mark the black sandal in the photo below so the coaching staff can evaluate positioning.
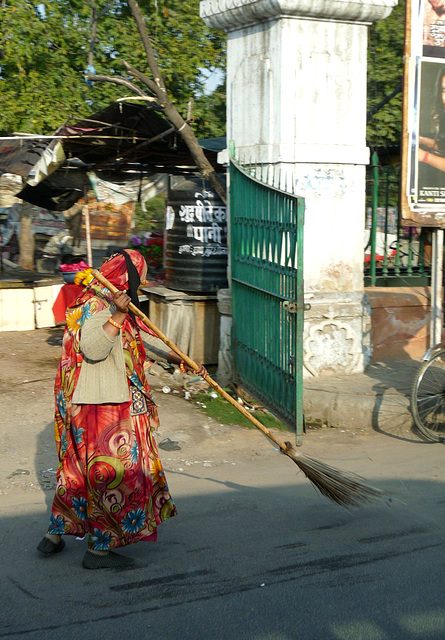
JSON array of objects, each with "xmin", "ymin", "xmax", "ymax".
[{"xmin": 37, "ymin": 536, "xmax": 66, "ymax": 556}]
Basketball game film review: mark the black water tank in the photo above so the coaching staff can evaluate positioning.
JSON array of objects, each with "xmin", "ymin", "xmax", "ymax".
[{"xmin": 165, "ymin": 175, "xmax": 228, "ymax": 292}]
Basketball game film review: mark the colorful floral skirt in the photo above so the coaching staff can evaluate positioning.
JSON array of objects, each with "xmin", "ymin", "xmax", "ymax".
[{"xmin": 49, "ymin": 399, "xmax": 177, "ymax": 550}]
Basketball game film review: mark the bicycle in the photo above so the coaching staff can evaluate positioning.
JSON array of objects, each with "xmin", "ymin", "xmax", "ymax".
[{"xmin": 411, "ymin": 342, "xmax": 445, "ymax": 442}]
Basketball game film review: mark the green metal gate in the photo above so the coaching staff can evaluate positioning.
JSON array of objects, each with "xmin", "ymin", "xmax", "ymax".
[{"xmin": 229, "ymin": 156, "xmax": 305, "ymax": 441}]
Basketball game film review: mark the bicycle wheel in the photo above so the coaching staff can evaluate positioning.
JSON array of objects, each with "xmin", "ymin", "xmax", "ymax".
[{"xmin": 411, "ymin": 349, "xmax": 445, "ymax": 442}]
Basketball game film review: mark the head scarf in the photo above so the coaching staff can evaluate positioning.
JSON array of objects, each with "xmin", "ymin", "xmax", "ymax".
[
  {"xmin": 100, "ymin": 249, "xmax": 145, "ymax": 292},
  {"xmin": 100, "ymin": 249, "xmax": 144, "ymax": 319},
  {"xmin": 97, "ymin": 249, "xmax": 155, "ymax": 334}
]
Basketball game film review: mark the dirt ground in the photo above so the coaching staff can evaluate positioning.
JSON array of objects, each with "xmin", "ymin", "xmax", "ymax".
[
  {"xmin": 0, "ymin": 327, "xmax": 65, "ymax": 496},
  {"xmin": 0, "ymin": 327, "xmax": 384, "ymax": 506},
  {"xmin": 0, "ymin": 327, "xmax": 290, "ymax": 500}
]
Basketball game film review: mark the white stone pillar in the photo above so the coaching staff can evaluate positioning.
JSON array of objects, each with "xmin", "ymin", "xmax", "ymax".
[{"xmin": 201, "ymin": 0, "xmax": 397, "ymax": 376}]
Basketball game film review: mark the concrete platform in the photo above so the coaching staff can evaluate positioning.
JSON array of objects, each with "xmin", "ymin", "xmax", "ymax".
[{"xmin": 303, "ymin": 359, "xmax": 421, "ymax": 435}]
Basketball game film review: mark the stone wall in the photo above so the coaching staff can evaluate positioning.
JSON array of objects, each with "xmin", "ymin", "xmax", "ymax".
[{"xmin": 366, "ymin": 286, "xmax": 432, "ymax": 361}]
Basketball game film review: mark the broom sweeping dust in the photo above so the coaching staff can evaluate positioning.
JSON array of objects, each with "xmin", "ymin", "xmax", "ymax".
[{"xmin": 92, "ymin": 269, "xmax": 388, "ymax": 508}]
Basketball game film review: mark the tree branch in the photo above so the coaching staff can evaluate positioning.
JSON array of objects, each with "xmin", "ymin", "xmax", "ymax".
[
  {"xmin": 88, "ymin": 3, "xmax": 98, "ymax": 66},
  {"xmin": 87, "ymin": 73, "xmax": 149, "ymax": 97},
  {"xmin": 87, "ymin": 1, "xmax": 117, "ymax": 66},
  {"xmin": 122, "ymin": 60, "xmax": 159, "ymax": 97},
  {"xmin": 125, "ymin": 0, "xmax": 226, "ymax": 204},
  {"xmin": 126, "ymin": 0, "xmax": 168, "ymax": 98},
  {"xmin": 367, "ymin": 80, "xmax": 402, "ymax": 123}
]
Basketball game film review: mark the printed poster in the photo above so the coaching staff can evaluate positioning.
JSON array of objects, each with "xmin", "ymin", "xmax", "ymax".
[{"xmin": 402, "ymin": 0, "xmax": 445, "ymax": 225}]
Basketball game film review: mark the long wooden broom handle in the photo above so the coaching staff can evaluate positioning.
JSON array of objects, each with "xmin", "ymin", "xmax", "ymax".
[{"xmin": 91, "ymin": 269, "xmax": 292, "ymax": 455}]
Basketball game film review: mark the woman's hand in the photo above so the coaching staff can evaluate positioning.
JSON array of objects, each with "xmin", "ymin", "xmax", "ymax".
[
  {"xmin": 103, "ymin": 291, "xmax": 132, "ymax": 336},
  {"xmin": 419, "ymin": 136, "xmax": 437, "ymax": 151},
  {"xmin": 191, "ymin": 361, "xmax": 208, "ymax": 378},
  {"xmin": 113, "ymin": 291, "xmax": 131, "ymax": 314},
  {"xmin": 166, "ymin": 350, "xmax": 208, "ymax": 378}
]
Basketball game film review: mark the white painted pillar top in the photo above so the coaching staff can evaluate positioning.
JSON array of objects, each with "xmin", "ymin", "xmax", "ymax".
[{"xmin": 200, "ymin": 0, "xmax": 397, "ymax": 30}]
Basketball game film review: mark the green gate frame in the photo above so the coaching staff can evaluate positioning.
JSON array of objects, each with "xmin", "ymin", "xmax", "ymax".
[{"xmin": 229, "ymin": 155, "xmax": 305, "ymax": 442}]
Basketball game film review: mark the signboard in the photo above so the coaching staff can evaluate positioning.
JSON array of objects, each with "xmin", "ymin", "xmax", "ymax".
[
  {"xmin": 165, "ymin": 175, "xmax": 228, "ymax": 292},
  {"xmin": 402, "ymin": 0, "xmax": 445, "ymax": 226},
  {"xmin": 0, "ymin": 203, "xmax": 66, "ymax": 246}
]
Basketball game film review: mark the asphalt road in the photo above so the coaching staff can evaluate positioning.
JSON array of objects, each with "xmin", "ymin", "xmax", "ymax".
[{"xmin": 1, "ymin": 329, "xmax": 445, "ymax": 640}]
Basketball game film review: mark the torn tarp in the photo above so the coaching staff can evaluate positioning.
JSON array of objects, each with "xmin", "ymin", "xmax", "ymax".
[
  {"xmin": 0, "ymin": 136, "xmax": 65, "ymax": 183},
  {"xmin": 15, "ymin": 168, "xmax": 167, "ymax": 211},
  {"xmin": 16, "ymin": 167, "xmax": 90, "ymax": 211},
  {"xmin": 87, "ymin": 171, "xmax": 167, "ymax": 206}
]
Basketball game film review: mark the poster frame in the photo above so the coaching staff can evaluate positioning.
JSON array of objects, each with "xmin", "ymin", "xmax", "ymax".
[{"xmin": 401, "ymin": 0, "xmax": 445, "ymax": 227}]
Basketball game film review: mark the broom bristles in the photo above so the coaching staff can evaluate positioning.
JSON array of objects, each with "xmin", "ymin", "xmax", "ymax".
[{"xmin": 284, "ymin": 443, "xmax": 386, "ymax": 507}]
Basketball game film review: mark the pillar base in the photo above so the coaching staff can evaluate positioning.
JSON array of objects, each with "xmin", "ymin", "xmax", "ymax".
[
  {"xmin": 215, "ymin": 289, "xmax": 372, "ymax": 381},
  {"xmin": 303, "ymin": 291, "xmax": 372, "ymax": 377}
]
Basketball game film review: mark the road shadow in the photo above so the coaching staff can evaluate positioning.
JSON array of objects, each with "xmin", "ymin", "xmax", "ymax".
[
  {"xmin": 4, "ymin": 469, "xmax": 445, "ymax": 639},
  {"xmin": 365, "ymin": 358, "xmax": 438, "ymax": 444}
]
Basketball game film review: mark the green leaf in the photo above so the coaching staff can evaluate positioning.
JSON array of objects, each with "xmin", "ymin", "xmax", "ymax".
[{"xmin": 0, "ymin": 0, "xmax": 226, "ymax": 136}]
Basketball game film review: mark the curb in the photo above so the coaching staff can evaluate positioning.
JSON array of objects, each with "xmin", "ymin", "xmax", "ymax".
[{"xmin": 303, "ymin": 385, "xmax": 413, "ymax": 431}]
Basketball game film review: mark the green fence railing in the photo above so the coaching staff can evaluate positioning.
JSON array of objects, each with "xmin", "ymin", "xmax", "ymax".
[{"xmin": 365, "ymin": 151, "xmax": 431, "ymax": 287}]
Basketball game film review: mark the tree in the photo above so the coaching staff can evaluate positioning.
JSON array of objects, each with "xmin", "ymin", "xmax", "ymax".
[
  {"xmin": 89, "ymin": 0, "xmax": 226, "ymax": 202},
  {"xmin": 133, "ymin": 193, "xmax": 165, "ymax": 232},
  {"xmin": 18, "ymin": 201, "xmax": 35, "ymax": 269},
  {"xmin": 192, "ymin": 80, "xmax": 226, "ymax": 139},
  {"xmin": 2, "ymin": 0, "xmax": 406, "ymax": 149},
  {"xmin": 1, "ymin": 0, "xmax": 227, "ymax": 268},
  {"xmin": 366, "ymin": 0, "xmax": 405, "ymax": 147},
  {"xmin": 0, "ymin": 1, "xmax": 226, "ymax": 137}
]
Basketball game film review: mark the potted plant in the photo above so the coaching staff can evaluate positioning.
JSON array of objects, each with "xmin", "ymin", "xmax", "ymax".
[{"xmin": 128, "ymin": 233, "xmax": 164, "ymax": 275}]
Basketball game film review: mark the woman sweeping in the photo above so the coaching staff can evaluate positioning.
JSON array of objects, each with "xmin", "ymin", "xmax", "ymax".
[{"xmin": 37, "ymin": 249, "xmax": 206, "ymax": 569}]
